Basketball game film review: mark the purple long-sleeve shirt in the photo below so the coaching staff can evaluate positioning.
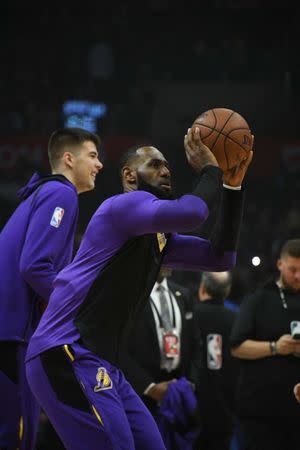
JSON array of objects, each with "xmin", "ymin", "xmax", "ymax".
[
  {"xmin": 0, "ymin": 173, "xmax": 78, "ymax": 342},
  {"xmin": 26, "ymin": 189, "xmax": 237, "ymax": 362}
]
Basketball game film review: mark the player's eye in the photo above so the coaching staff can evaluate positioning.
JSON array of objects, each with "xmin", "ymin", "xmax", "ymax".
[{"xmin": 150, "ymin": 160, "xmax": 162, "ymax": 168}]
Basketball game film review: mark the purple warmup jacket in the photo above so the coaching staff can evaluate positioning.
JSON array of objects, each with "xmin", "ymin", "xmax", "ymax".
[
  {"xmin": 27, "ymin": 166, "xmax": 241, "ymax": 363},
  {"xmin": 0, "ymin": 173, "xmax": 78, "ymax": 343},
  {"xmin": 156, "ymin": 377, "xmax": 200, "ymax": 449}
]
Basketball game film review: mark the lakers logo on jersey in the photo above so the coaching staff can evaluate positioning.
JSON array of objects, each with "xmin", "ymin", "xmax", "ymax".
[
  {"xmin": 157, "ymin": 233, "xmax": 167, "ymax": 252},
  {"xmin": 94, "ymin": 367, "xmax": 113, "ymax": 392}
]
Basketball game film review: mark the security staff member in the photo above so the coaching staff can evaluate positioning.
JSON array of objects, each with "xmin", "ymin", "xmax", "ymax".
[{"xmin": 191, "ymin": 271, "xmax": 238, "ymax": 450}]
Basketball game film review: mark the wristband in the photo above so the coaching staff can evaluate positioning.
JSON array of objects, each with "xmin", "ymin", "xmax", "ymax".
[
  {"xmin": 223, "ymin": 183, "xmax": 242, "ymax": 191},
  {"xmin": 270, "ymin": 341, "xmax": 277, "ymax": 356},
  {"xmin": 144, "ymin": 383, "xmax": 156, "ymax": 396}
]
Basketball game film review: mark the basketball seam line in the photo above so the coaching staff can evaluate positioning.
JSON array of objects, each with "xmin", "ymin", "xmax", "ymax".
[
  {"xmin": 210, "ymin": 110, "xmax": 235, "ymax": 169},
  {"xmin": 195, "ymin": 123, "xmax": 250, "ymax": 150},
  {"xmin": 211, "ymin": 110, "xmax": 235, "ymax": 150},
  {"xmin": 199, "ymin": 111, "xmax": 217, "ymax": 140},
  {"xmin": 210, "ymin": 109, "xmax": 223, "ymax": 151}
]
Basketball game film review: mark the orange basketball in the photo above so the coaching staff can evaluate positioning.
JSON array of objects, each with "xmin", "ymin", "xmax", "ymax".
[{"xmin": 192, "ymin": 108, "xmax": 252, "ymax": 171}]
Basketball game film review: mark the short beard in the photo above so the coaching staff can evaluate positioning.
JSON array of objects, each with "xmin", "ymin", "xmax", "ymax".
[
  {"xmin": 136, "ymin": 174, "xmax": 173, "ymax": 200},
  {"xmin": 281, "ymin": 275, "xmax": 300, "ymax": 294}
]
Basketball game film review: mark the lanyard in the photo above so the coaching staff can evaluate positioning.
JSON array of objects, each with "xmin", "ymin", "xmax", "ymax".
[
  {"xmin": 150, "ymin": 290, "xmax": 176, "ymax": 329},
  {"xmin": 276, "ymin": 281, "xmax": 288, "ymax": 309}
]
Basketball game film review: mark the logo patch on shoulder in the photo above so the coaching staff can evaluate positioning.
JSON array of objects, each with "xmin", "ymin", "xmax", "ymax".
[
  {"xmin": 50, "ymin": 207, "xmax": 64, "ymax": 228},
  {"xmin": 94, "ymin": 367, "xmax": 113, "ymax": 392},
  {"xmin": 157, "ymin": 233, "xmax": 167, "ymax": 252}
]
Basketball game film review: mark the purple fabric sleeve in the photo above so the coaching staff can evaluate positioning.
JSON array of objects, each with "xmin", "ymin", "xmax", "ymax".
[
  {"xmin": 19, "ymin": 185, "xmax": 78, "ymax": 300},
  {"xmin": 109, "ymin": 191, "xmax": 209, "ymax": 237},
  {"xmin": 162, "ymin": 233, "xmax": 236, "ymax": 271}
]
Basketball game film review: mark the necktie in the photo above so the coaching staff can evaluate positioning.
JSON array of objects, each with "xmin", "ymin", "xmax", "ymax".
[{"xmin": 157, "ymin": 284, "xmax": 172, "ymax": 331}]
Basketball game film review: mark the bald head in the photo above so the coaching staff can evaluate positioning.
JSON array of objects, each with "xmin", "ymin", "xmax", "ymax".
[{"xmin": 199, "ymin": 271, "xmax": 232, "ymax": 301}]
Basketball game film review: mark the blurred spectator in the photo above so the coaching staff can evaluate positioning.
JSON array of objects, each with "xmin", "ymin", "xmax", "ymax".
[
  {"xmin": 231, "ymin": 239, "xmax": 300, "ymax": 450},
  {"xmin": 191, "ymin": 271, "xmax": 239, "ymax": 450},
  {"xmin": 120, "ymin": 268, "xmax": 197, "ymax": 448}
]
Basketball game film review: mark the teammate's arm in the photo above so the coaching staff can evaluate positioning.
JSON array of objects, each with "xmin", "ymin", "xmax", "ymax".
[{"xmin": 19, "ymin": 185, "xmax": 78, "ymax": 300}]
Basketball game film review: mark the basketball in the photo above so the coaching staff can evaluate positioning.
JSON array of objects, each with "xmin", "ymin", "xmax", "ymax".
[{"xmin": 192, "ymin": 108, "xmax": 252, "ymax": 171}]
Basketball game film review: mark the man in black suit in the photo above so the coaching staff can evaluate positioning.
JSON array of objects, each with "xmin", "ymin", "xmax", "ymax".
[
  {"xmin": 121, "ymin": 268, "xmax": 194, "ymax": 413},
  {"xmin": 191, "ymin": 271, "xmax": 239, "ymax": 450}
]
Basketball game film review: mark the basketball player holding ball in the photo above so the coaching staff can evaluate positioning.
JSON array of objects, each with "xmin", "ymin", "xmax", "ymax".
[{"xmin": 26, "ymin": 126, "xmax": 252, "ymax": 450}]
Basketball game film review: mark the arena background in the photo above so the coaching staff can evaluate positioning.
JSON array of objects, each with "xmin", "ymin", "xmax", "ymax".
[{"xmin": 1, "ymin": 2, "xmax": 300, "ymax": 303}]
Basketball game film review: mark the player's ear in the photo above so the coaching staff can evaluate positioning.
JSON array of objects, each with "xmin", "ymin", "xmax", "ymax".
[
  {"xmin": 63, "ymin": 151, "xmax": 75, "ymax": 168},
  {"xmin": 277, "ymin": 258, "xmax": 282, "ymax": 271},
  {"xmin": 122, "ymin": 166, "xmax": 136, "ymax": 184}
]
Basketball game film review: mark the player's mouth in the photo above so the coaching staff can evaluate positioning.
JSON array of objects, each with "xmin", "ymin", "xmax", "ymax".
[
  {"xmin": 160, "ymin": 183, "xmax": 171, "ymax": 191},
  {"xmin": 91, "ymin": 172, "xmax": 97, "ymax": 181}
]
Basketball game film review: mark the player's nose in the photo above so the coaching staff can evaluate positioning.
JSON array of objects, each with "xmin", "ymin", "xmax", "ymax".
[
  {"xmin": 160, "ymin": 165, "xmax": 170, "ymax": 177},
  {"xmin": 96, "ymin": 159, "xmax": 103, "ymax": 171}
]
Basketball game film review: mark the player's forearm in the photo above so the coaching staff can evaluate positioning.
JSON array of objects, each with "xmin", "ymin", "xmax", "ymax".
[
  {"xmin": 19, "ymin": 260, "xmax": 55, "ymax": 300},
  {"xmin": 210, "ymin": 188, "xmax": 245, "ymax": 253},
  {"xmin": 231, "ymin": 339, "xmax": 273, "ymax": 360},
  {"xmin": 163, "ymin": 234, "xmax": 236, "ymax": 271},
  {"xmin": 192, "ymin": 165, "xmax": 223, "ymax": 211}
]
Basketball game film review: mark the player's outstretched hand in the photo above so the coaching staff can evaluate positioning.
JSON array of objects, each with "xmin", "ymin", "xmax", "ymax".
[
  {"xmin": 184, "ymin": 126, "xmax": 219, "ymax": 174},
  {"xmin": 223, "ymin": 135, "xmax": 254, "ymax": 187}
]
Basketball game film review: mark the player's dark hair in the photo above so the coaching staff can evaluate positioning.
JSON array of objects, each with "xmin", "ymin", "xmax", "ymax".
[
  {"xmin": 280, "ymin": 239, "xmax": 300, "ymax": 259},
  {"xmin": 48, "ymin": 127, "xmax": 100, "ymax": 170},
  {"xmin": 201, "ymin": 272, "xmax": 232, "ymax": 300},
  {"xmin": 118, "ymin": 142, "xmax": 153, "ymax": 175}
]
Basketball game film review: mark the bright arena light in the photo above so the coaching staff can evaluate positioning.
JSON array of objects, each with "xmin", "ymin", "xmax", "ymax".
[{"xmin": 252, "ymin": 256, "xmax": 261, "ymax": 266}]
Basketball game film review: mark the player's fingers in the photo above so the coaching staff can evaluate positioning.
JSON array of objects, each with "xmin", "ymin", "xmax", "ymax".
[
  {"xmin": 187, "ymin": 128, "xmax": 199, "ymax": 151},
  {"xmin": 190, "ymin": 126, "xmax": 204, "ymax": 151},
  {"xmin": 239, "ymin": 150, "xmax": 253, "ymax": 172},
  {"xmin": 193, "ymin": 126, "xmax": 201, "ymax": 142},
  {"xmin": 185, "ymin": 129, "xmax": 194, "ymax": 148},
  {"xmin": 244, "ymin": 150, "xmax": 253, "ymax": 168},
  {"xmin": 294, "ymin": 383, "xmax": 300, "ymax": 395},
  {"xmin": 184, "ymin": 133, "xmax": 194, "ymax": 152},
  {"xmin": 187, "ymin": 127, "xmax": 194, "ymax": 140},
  {"xmin": 184, "ymin": 134, "xmax": 188, "ymax": 148},
  {"xmin": 184, "ymin": 140, "xmax": 194, "ymax": 157},
  {"xmin": 194, "ymin": 127, "xmax": 205, "ymax": 149},
  {"xmin": 184, "ymin": 149, "xmax": 191, "ymax": 163}
]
